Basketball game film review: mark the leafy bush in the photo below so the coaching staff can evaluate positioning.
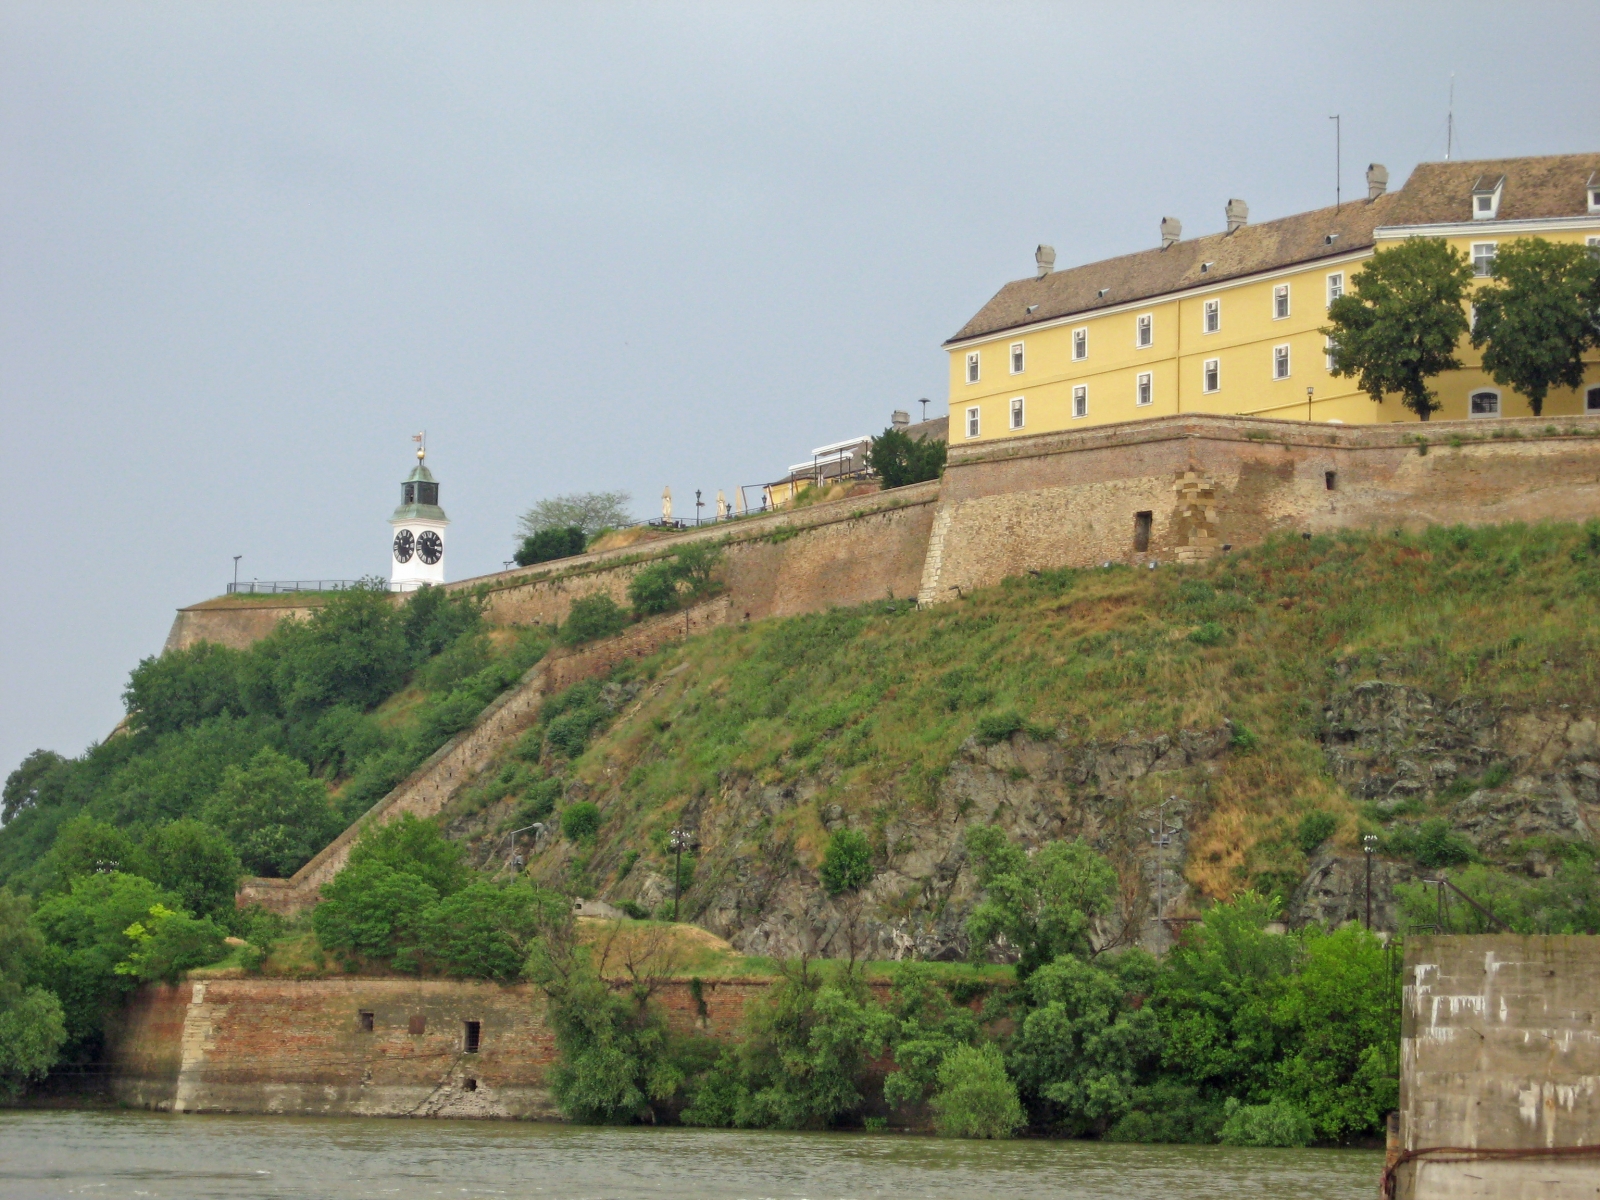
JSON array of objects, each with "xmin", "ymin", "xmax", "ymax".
[
  {"xmin": 627, "ymin": 564, "xmax": 680, "ymax": 616},
  {"xmin": 882, "ymin": 962, "xmax": 979, "ymax": 1112},
  {"xmin": 964, "ymin": 827, "xmax": 1116, "ymax": 978},
  {"xmin": 312, "ymin": 860, "xmax": 438, "ymax": 966},
  {"xmin": 1389, "ymin": 817, "xmax": 1475, "ymax": 868},
  {"xmin": 345, "ymin": 813, "xmax": 468, "ymax": 898},
  {"xmin": 515, "ymin": 525, "xmax": 587, "ymax": 567},
  {"xmin": 1295, "ymin": 811, "xmax": 1339, "ymax": 858},
  {"xmin": 561, "ymin": 595, "xmax": 630, "ymax": 645},
  {"xmin": 930, "ymin": 1043, "xmax": 1025, "ymax": 1139},
  {"xmin": 114, "ymin": 903, "xmax": 227, "ymax": 984},
  {"xmin": 819, "ymin": 829, "xmax": 873, "ymax": 895},
  {"xmin": 866, "ymin": 426, "xmax": 947, "ymax": 489},
  {"xmin": 1188, "ymin": 621, "xmax": 1229, "ymax": 647},
  {"xmin": 561, "ymin": 802, "xmax": 602, "ymax": 842},
  {"xmin": 974, "ymin": 710, "xmax": 1023, "ymax": 745},
  {"xmin": 1103, "ymin": 1080, "xmax": 1227, "ymax": 1144},
  {"xmin": 1218, "ymin": 1096, "xmax": 1315, "ymax": 1147},
  {"xmin": 139, "ymin": 819, "xmax": 241, "ymax": 920},
  {"xmin": 419, "ymin": 881, "xmax": 564, "ymax": 981}
]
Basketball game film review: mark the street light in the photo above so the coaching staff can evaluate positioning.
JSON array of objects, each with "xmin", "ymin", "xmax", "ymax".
[
  {"xmin": 669, "ymin": 827, "xmax": 696, "ymax": 921},
  {"xmin": 1363, "ymin": 834, "xmax": 1380, "ymax": 930},
  {"xmin": 233, "ymin": 555, "xmax": 242, "ymax": 591}
]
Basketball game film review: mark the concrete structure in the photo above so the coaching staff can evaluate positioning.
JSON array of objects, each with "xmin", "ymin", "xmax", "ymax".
[
  {"xmin": 391, "ymin": 448, "xmax": 448, "ymax": 592},
  {"xmin": 947, "ymin": 154, "xmax": 1600, "ymax": 440},
  {"xmin": 1396, "ymin": 935, "xmax": 1600, "ymax": 1199}
]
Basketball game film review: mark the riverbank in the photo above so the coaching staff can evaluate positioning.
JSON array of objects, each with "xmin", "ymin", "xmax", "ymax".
[{"xmin": 0, "ymin": 1110, "xmax": 1384, "ymax": 1200}]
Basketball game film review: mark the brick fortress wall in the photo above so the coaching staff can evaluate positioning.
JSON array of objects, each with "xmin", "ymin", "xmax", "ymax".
[{"xmin": 110, "ymin": 972, "xmax": 772, "ymax": 1120}]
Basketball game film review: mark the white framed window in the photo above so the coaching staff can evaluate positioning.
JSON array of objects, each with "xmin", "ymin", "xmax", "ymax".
[
  {"xmin": 1472, "ymin": 178, "xmax": 1503, "ymax": 220},
  {"xmin": 1009, "ymin": 342, "xmax": 1025, "ymax": 375},
  {"xmin": 1472, "ymin": 242, "xmax": 1497, "ymax": 277},
  {"xmin": 1326, "ymin": 272, "xmax": 1344, "ymax": 306},
  {"xmin": 1203, "ymin": 298, "xmax": 1220, "ymax": 334},
  {"xmin": 1586, "ymin": 385, "xmax": 1600, "ymax": 413},
  {"xmin": 1273, "ymin": 284, "xmax": 1290, "ymax": 320},
  {"xmin": 965, "ymin": 351, "xmax": 980, "ymax": 384},
  {"xmin": 1325, "ymin": 335, "xmax": 1338, "ymax": 372},
  {"xmin": 1273, "ymin": 344, "xmax": 1291, "ymax": 380},
  {"xmin": 1588, "ymin": 236, "xmax": 1600, "ymax": 260},
  {"xmin": 1136, "ymin": 372, "xmax": 1153, "ymax": 407},
  {"xmin": 1009, "ymin": 396, "xmax": 1025, "ymax": 430},
  {"xmin": 1135, "ymin": 313, "xmax": 1153, "ymax": 348},
  {"xmin": 1072, "ymin": 385, "xmax": 1088, "ymax": 418},
  {"xmin": 1469, "ymin": 389, "xmax": 1501, "ymax": 419},
  {"xmin": 1072, "ymin": 328, "xmax": 1088, "ymax": 361},
  {"xmin": 965, "ymin": 405, "xmax": 980, "ymax": 437},
  {"xmin": 1589, "ymin": 183, "xmax": 1600, "ymax": 215},
  {"xmin": 1202, "ymin": 358, "xmax": 1220, "ymax": 393}
]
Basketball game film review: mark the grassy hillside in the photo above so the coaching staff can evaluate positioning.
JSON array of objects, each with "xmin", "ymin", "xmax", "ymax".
[{"xmin": 473, "ymin": 521, "xmax": 1600, "ymax": 916}]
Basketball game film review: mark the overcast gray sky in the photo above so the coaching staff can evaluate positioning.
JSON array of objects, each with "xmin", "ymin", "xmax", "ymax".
[{"xmin": 4, "ymin": 1, "xmax": 1596, "ymax": 781}]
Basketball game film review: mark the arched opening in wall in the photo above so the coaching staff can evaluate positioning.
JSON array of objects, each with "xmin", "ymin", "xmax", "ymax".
[
  {"xmin": 1469, "ymin": 390, "xmax": 1501, "ymax": 419},
  {"xmin": 1133, "ymin": 512, "xmax": 1153, "ymax": 553}
]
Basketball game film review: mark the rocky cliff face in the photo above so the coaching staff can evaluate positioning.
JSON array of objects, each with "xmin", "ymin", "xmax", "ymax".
[{"xmin": 441, "ymin": 670, "xmax": 1600, "ymax": 953}]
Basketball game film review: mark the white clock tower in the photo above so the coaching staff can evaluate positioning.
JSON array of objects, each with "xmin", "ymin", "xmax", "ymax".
[{"xmin": 390, "ymin": 444, "xmax": 448, "ymax": 591}]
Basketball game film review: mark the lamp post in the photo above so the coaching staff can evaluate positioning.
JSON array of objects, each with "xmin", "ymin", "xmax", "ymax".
[
  {"xmin": 669, "ymin": 827, "xmax": 695, "ymax": 921},
  {"xmin": 919, "ymin": 397, "xmax": 930, "ymax": 423},
  {"xmin": 1363, "ymin": 833, "xmax": 1380, "ymax": 930},
  {"xmin": 1306, "ymin": 385, "xmax": 1314, "ymax": 422},
  {"xmin": 233, "ymin": 555, "xmax": 242, "ymax": 591},
  {"xmin": 695, "ymin": 490, "xmax": 704, "ymax": 526}
]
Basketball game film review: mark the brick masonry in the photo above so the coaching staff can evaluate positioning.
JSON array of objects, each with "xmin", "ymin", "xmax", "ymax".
[
  {"xmin": 109, "ymin": 972, "xmax": 773, "ymax": 1119},
  {"xmin": 922, "ymin": 412, "xmax": 1600, "ymax": 604}
]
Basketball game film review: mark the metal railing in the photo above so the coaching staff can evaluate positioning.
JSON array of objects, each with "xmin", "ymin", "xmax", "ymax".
[{"xmin": 226, "ymin": 579, "xmax": 404, "ymax": 595}]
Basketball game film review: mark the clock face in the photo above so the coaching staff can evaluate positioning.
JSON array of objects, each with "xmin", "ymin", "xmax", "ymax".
[
  {"xmin": 393, "ymin": 529, "xmax": 414, "ymax": 563},
  {"xmin": 417, "ymin": 530, "xmax": 443, "ymax": 565}
]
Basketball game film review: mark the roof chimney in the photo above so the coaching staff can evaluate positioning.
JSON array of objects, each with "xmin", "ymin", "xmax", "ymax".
[
  {"xmin": 1160, "ymin": 216, "xmax": 1182, "ymax": 249},
  {"xmin": 1035, "ymin": 244, "xmax": 1056, "ymax": 278},
  {"xmin": 890, "ymin": 410, "xmax": 910, "ymax": 430},
  {"xmin": 1366, "ymin": 163, "xmax": 1389, "ymax": 201},
  {"xmin": 1225, "ymin": 198, "xmax": 1249, "ymax": 233}
]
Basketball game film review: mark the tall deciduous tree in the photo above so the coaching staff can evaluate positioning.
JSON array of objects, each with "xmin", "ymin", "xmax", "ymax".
[
  {"xmin": 867, "ymin": 427, "xmax": 946, "ymax": 488},
  {"xmin": 518, "ymin": 491, "xmax": 633, "ymax": 540},
  {"xmin": 1470, "ymin": 238, "xmax": 1600, "ymax": 416},
  {"xmin": 963, "ymin": 827, "xmax": 1117, "ymax": 978},
  {"xmin": 1324, "ymin": 238, "xmax": 1474, "ymax": 421}
]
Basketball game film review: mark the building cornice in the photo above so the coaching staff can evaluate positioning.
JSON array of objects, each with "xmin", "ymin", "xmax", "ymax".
[
  {"xmin": 942, "ymin": 247, "xmax": 1375, "ymax": 352},
  {"xmin": 1374, "ymin": 215, "xmax": 1600, "ymax": 239}
]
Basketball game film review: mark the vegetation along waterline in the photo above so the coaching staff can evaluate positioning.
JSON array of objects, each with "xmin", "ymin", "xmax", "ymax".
[{"xmin": 4, "ymin": 521, "xmax": 1600, "ymax": 1146}]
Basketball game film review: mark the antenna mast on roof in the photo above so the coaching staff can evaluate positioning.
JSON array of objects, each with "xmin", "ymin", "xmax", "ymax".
[
  {"xmin": 1446, "ymin": 74, "xmax": 1454, "ymax": 160},
  {"xmin": 1329, "ymin": 114, "xmax": 1341, "ymax": 211}
]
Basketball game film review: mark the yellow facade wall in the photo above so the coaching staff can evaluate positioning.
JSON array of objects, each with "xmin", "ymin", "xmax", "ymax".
[{"xmin": 949, "ymin": 229, "xmax": 1600, "ymax": 440}]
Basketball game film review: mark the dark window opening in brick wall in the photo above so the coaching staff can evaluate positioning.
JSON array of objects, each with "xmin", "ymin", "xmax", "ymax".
[
  {"xmin": 1133, "ymin": 511, "xmax": 1153, "ymax": 553},
  {"xmin": 359, "ymin": 1011, "xmax": 374, "ymax": 1033},
  {"xmin": 409, "ymin": 1014, "xmax": 426, "ymax": 1035},
  {"xmin": 464, "ymin": 1020, "xmax": 481, "ymax": 1054}
]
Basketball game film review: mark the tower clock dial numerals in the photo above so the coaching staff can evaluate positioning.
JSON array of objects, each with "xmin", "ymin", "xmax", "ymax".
[
  {"xmin": 393, "ymin": 529, "xmax": 414, "ymax": 563},
  {"xmin": 417, "ymin": 531, "xmax": 443, "ymax": 565}
]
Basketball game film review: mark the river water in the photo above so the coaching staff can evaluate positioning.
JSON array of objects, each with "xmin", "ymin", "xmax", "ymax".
[{"xmin": 0, "ymin": 1111, "xmax": 1381, "ymax": 1200}]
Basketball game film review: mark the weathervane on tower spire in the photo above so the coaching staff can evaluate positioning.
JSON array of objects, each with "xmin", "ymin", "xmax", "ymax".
[{"xmin": 412, "ymin": 431, "xmax": 426, "ymax": 462}]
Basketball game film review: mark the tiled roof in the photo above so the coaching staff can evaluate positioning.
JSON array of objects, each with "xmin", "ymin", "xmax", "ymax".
[
  {"xmin": 947, "ymin": 153, "xmax": 1600, "ymax": 345},
  {"xmin": 1377, "ymin": 154, "xmax": 1600, "ymax": 226}
]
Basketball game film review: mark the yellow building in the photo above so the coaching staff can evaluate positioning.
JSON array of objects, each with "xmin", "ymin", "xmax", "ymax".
[{"xmin": 945, "ymin": 155, "xmax": 1600, "ymax": 441}]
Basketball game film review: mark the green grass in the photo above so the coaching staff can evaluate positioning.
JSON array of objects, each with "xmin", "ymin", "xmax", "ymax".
[{"xmin": 514, "ymin": 521, "xmax": 1600, "ymax": 906}]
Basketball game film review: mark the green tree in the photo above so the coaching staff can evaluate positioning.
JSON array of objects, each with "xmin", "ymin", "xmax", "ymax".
[
  {"xmin": 515, "ymin": 526, "xmax": 588, "ymax": 567},
  {"xmin": 311, "ymin": 859, "xmax": 438, "ymax": 967},
  {"xmin": 345, "ymin": 813, "xmax": 468, "ymax": 898},
  {"xmin": 963, "ymin": 827, "xmax": 1117, "ymax": 978},
  {"xmin": 1470, "ymin": 238, "xmax": 1600, "ymax": 416},
  {"xmin": 561, "ymin": 801, "xmax": 602, "ymax": 842},
  {"xmin": 122, "ymin": 642, "xmax": 247, "ymax": 736},
  {"xmin": 1271, "ymin": 924, "xmax": 1399, "ymax": 1142},
  {"xmin": 819, "ymin": 829, "xmax": 873, "ymax": 895},
  {"xmin": 1009, "ymin": 950, "xmax": 1162, "ymax": 1134},
  {"xmin": 1153, "ymin": 892, "xmax": 1301, "ymax": 1105},
  {"xmin": 398, "ymin": 585, "xmax": 485, "ymax": 665},
  {"xmin": 30, "ymin": 873, "xmax": 181, "ymax": 1057},
  {"xmin": 561, "ymin": 594, "xmax": 630, "ymax": 644},
  {"xmin": 0, "ymin": 889, "xmax": 67, "ymax": 1097},
  {"xmin": 140, "ymin": 820, "xmax": 242, "ymax": 920},
  {"xmin": 202, "ymin": 748, "xmax": 339, "ymax": 877},
  {"xmin": 867, "ymin": 427, "xmax": 947, "ymax": 488},
  {"xmin": 681, "ymin": 963, "xmax": 889, "ymax": 1129},
  {"xmin": 113, "ymin": 902, "xmax": 227, "ymax": 984},
  {"xmin": 248, "ymin": 580, "xmax": 408, "ymax": 718},
  {"xmin": 881, "ymin": 962, "xmax": 980, "ymax": 1112},
  {"xmin": 419, "ymin": 880, "xmax": 565, "ymax": 981},
  {"xmin": 2, "ymin": 749, "xmax": 69, "ymax": 824},
  {"xmin": 1324, "ymin": 237, "xmax": 1474, "ymax": 420},
  {"xmin": 930, "ymin": 1043, "xmax": 1025, "ymax": 1139},
  {"xmin": 518, "ymin": 491, "xmax": 633, "ymax": 540},
  {"xmin": 627, "ymin": 565, "xmax": 680, "ymax": 616},
  {"xmin": 40, "ymin": 816, "xmax": 139, "ymax": 892}
]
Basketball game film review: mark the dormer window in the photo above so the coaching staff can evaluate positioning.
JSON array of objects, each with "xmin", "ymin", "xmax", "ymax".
[
  {"xmin": 1588, "ymin": 174, "xmax": 1600, "ymax": 215},
  {"xmin": 1471, "ymin": 174, "xmax": 1504, "ymax": 220}
]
